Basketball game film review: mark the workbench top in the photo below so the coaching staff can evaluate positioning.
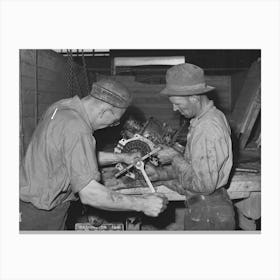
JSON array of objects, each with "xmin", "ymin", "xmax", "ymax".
[{"xmin": 117, "ymin": 172, "xmax": 261, "ymax": 201}]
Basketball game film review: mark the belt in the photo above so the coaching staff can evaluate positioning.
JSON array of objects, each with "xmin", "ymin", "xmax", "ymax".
[{"xmin": 185, "ymin": 187, "xmax": 227, "ymax": 207}]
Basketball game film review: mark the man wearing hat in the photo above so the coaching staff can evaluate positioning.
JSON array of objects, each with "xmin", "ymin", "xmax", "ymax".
[
  {"xmin": 20, "ymin": 79, "xmax": 168, "ymax": 230},
  {"xmin": 146, "ymin": 63, "xmax": 235, "ymax": 230}
]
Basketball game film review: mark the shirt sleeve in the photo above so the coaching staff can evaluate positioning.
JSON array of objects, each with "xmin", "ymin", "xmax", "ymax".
[
  {"xmin": 172, "ymin": 123, "xmax": 232, "ymax": 194},
  {"xmin": 64, "ymin": 132, "xmax": 101, "ymax": 193}
]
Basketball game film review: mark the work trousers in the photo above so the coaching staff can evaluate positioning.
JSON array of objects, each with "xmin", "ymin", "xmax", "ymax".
[
  {"xmin": 184, "ymin": 188, "xmax": 236, "ymax": 230},
  {"xmin": 20, "ymin": 200, "xmax": 70, "ymax": 231}
]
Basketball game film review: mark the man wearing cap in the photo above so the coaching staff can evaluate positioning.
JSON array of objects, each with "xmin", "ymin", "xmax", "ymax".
[
  {"xmin": 146, "ymin": 63, "xmax": 235, "ymax": 230},
  {"xmin": 20, "ymin": 79, "xmax": 168, "ymax": 230}
]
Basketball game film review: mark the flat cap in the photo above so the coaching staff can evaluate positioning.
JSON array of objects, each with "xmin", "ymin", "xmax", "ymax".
[{"xmin": 90, "ymin": 79, "xmax": 132, "ymax": 108}]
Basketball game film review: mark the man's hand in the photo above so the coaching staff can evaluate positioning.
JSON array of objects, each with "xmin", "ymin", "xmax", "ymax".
[
  {"xmin": 157, "ymin": 145, "xmax": 179, "ymax": 164},
  {"xmin": 98, "ymin": 151, "xmax": 141, "ymax": 166},
  {"xmin": 121, "ymin": 152, "xmax": 141, "ymax": 165},
  {"xmin": 141, "ymin": 193, "xmax": 168, "ymax": 217},
  {"xmin": 145, "ymin": 164, "xmax": 159, "ymax": 181}
]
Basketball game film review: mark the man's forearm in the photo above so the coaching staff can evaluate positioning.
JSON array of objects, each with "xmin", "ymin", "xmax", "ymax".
[
  {"xmin": 97, "ymin": 152, "xmax": 124, "ymax": 166},
  {"xmin": 171, "ymin": 154, "xmax": 192, "ymax": 173},
  {"xmin": 79, "ymin": 180, "xmax": 144, "ymax": 212},
  {"xmin": 157, "ymin": 165, "xmax": 178, "ymax": 181},
  {"xmin": 171, "ymin": 154, "xmax": 193, "ymax": 189},
  {"xmin": 171, "ymin": 154, "xmax": 213, "ymax": 194}
]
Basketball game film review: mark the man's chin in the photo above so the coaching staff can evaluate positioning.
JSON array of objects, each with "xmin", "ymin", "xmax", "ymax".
[{"xmin": 183, "ymin": 112, "xmax": 194, "ymax": 119}]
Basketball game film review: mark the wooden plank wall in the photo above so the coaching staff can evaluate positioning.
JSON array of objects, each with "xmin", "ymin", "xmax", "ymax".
[
  {"xmin": 205, "ymin": 75, "xmax": 232, "ymax": 114},
  {"xmin": 97, "ymin": 74, "xmax": 233, "ymax": 129},
  {"xmin": 96, "ymin": 74, "xmax": 180, "ymax": 127},
  {"xmin": 230, "ymin": 70, "xmax": 247, "ymax": 110},
  {"xmin": 20, "ymin": 50, "xmax": 70, "ymax": 157}
]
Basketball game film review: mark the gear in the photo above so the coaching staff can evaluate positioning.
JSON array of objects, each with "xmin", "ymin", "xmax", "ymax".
[
  {"xmin": 114, "ymin": 134, "xmax": 158, "ymax": 179},
  {"xmin": 121, "ymin": 139, "xmax": 151, "ymax": 156}
]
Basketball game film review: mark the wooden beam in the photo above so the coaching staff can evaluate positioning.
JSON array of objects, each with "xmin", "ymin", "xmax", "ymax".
[
  {"xmin": 228, "ymin": 173, "xmax": 261, "ymax": 192},
  {"xmin": 239, "ymin": 86, "xmax": 261, "ymax": 149},
  {"xmin": 113, "ymin": 56, "xmax": 185, "ymax": 68},
  {"xmin": 228, "ymin": 192, "xmax": 250, "ymax": 200},
  {"xmin": 231, "ymin": 58, "xmax": 261, "ymax": 138}
]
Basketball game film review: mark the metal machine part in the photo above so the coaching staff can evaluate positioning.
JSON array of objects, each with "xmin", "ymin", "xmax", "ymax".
[
  {"xmin": 115, "ymin": 146, "xmax": 161, "ymax": 179},
  {"xmin": 114, "ymin": 117, "xmax": 186, "ymax": 179},
  {"xmin": 134, "ymin": 160, "xmax": 156, "ymax": 193},
  {"xmin": 121, "ymin": 117, "xmax": 176, "ymax": 146},
  {"xmin": 114, "ymin": 134, "xmax": 159, "ymax": 177}
]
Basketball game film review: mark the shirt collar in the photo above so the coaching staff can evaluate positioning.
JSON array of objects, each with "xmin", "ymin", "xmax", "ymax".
[
  {"xmin": 71, "ymin": 96, "xmax": 95, "ymax": 131},
  {"xmin": 190, "ymin": 100, "xmax": 214, "ymax": 127}
]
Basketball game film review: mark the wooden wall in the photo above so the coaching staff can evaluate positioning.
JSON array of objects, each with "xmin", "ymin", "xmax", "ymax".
[
  {"xmin": 20, "ymin": 50, "xmax": 70, "ymax": 157},
  {"xmin": 205, "ymin": 75, "xmax": 232, "ymax": 114},
  {"xmin": 97, "ymin": 73, "xmax": 237, "ymax": 129},
  {"xmin": 96, "ymin": 74, "xmax": 179, "ymax": 127},
  {"xmin": 20, "ymin": 52, "xmax": 247, "ymax": 155},
  {"xmin": 231, "ymin": 70, "xmax": 248, "ymax": 110}
]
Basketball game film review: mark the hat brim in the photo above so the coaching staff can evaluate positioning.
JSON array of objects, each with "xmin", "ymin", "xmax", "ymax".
[{"xmin": 160, "ymin": 85, "xmax": 215, "ymax": 96}]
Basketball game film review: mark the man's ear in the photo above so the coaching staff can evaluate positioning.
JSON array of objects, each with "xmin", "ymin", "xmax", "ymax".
[
  {"xmin": 98, "ymin": 103, "xmax": 111, "ymax": 117},
  {"xmin": 97, "ymin": 107, "xmax": 106, "ymax": 118},
  {"xmin": 100, "ymin": 107, "xmax": 114, "ymax": 120},
  {"xmin": 189, "ymin": 95, "xmax": 200, "ymax": 104}
]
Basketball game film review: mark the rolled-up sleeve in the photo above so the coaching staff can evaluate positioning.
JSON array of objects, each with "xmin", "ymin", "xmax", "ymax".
[
  {"xmin": 64, "ymin": 132, "xmax": 101, "ymax": 193},
  {"xmin": 172, "ymin": 123, "xmax": 232, "ymax": 194}
]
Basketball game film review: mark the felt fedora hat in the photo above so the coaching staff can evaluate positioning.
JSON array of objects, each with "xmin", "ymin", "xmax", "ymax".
[{"xmin": 160, "ymin": 63, "xmax": 215, "ymax": 96}]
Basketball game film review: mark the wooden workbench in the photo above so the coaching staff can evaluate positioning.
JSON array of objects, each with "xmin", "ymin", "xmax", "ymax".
[
  {"xmin": 116, "ymin": 172, "xmax": 261, "ymax": 201},
  {"xmin": 102, "ymin": 168, "xmax": 261, "ymax": 230}
]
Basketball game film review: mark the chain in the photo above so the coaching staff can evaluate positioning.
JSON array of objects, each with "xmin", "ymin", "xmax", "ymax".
[
  {"xmin": 82, "ymin": 50, "xmax": 90, "ymax": 94},
  {"xmin": 66, "ymin": 49, "xmax": 74, "ymax": 97},
  {"xmin": 67, "ymin": 49, "xmax": 90, "ymax": 97}
]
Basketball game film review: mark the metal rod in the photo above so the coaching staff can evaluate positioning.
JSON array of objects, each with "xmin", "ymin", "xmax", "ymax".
[{"xmin": 136, "ymin": 161, "xmax": 156, "ymax": 193}]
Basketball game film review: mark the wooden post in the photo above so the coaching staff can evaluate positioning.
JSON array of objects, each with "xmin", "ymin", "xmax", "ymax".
[
  {"xmin": 19, "ymin": 50, "xmax": 25, "ymax": 160},
  {"xmin": 110, "ymin": 54, "xmax": 116, "ymax": 75},
  {"xmin": 34, "ymin": 50, "xmax": 39, "ymax": 125}
]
